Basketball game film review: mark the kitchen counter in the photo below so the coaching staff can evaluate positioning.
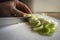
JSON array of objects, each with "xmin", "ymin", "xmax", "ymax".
[{"xmin": 45, "ymin": 12, "xmax": 60, "ymax": 20}]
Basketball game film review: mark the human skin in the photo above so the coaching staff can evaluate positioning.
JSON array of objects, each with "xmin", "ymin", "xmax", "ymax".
[{"xmin": 0, "ymin": 0, "xmax": 32, "ymax": 17}]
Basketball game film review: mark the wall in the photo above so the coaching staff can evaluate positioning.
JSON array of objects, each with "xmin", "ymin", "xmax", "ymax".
[{"xmin": 32, "ymin": 0, "xmax": 60, "ymax": 12}]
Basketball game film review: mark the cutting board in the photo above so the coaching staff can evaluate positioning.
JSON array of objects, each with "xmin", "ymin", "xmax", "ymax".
[{"xmin": 0, "ymin": 14, "xmax": 60, "ymax": 40}]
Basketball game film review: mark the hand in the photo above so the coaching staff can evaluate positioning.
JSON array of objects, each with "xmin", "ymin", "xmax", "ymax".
[{"xmin": 0, "ymin": 0, "xmax": 32, "ymax": 17}]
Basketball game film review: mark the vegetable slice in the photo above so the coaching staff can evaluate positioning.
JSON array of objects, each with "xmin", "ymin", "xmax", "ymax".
[{"xmin": 26, "ymin": 14, "xmax": 57, "ymax": 36}]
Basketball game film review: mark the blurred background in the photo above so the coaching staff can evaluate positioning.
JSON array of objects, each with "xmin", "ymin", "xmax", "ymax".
[
  {"xmin": 20, "ymin": 0, "xmax": 60, "ymax": 20},
  {"xmin": 20, "ymin": 0, "xmax": 60, "ymax": 12}
]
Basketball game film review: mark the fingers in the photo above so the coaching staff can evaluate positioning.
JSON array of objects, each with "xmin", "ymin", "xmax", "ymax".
[
  {"xmin": 16, "ymin": 1, "xmax": 32, "ymax": 14},
  {"xmin": 10, "ymin": 1, "xmax": 32, "ymax": 17},
  {"xmin": 11, "ymin": 7, "xmax": 26, "ymax": 17}
]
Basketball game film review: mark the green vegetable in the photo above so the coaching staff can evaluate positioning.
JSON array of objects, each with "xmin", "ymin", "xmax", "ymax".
[
  {"xmin": 25, "ymin": 14, "xmax": 32, "ymax": 17},
  {"xmin": 26, "ymin": 14, "xmax": 57, "ymax": 36},
  {"xmin": 46, "ymin": 29, "xmax": 55, "ymax": 36},
  {"xmin": 39, "ymin": 18, "xmax": 49, "ymax": 26},
  {"xmin": 39, "ymin": 28, "xmax": 50, "ymax": 34},
  {"xmin": 32, "ymin": 25, "xmax": 43, "ymax": 31},
  {"xmin": 29, "ymin": 16, "xmax": 41, "ymax": 26},
  {"xmin": 45, "ymin": 22, "xmax": 56, "ymax": 29}
]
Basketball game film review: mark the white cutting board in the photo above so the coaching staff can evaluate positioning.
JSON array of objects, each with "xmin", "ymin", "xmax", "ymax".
[{"xmin": 0, "ymin": 14, "xmax": 60, "ymax": 40}]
